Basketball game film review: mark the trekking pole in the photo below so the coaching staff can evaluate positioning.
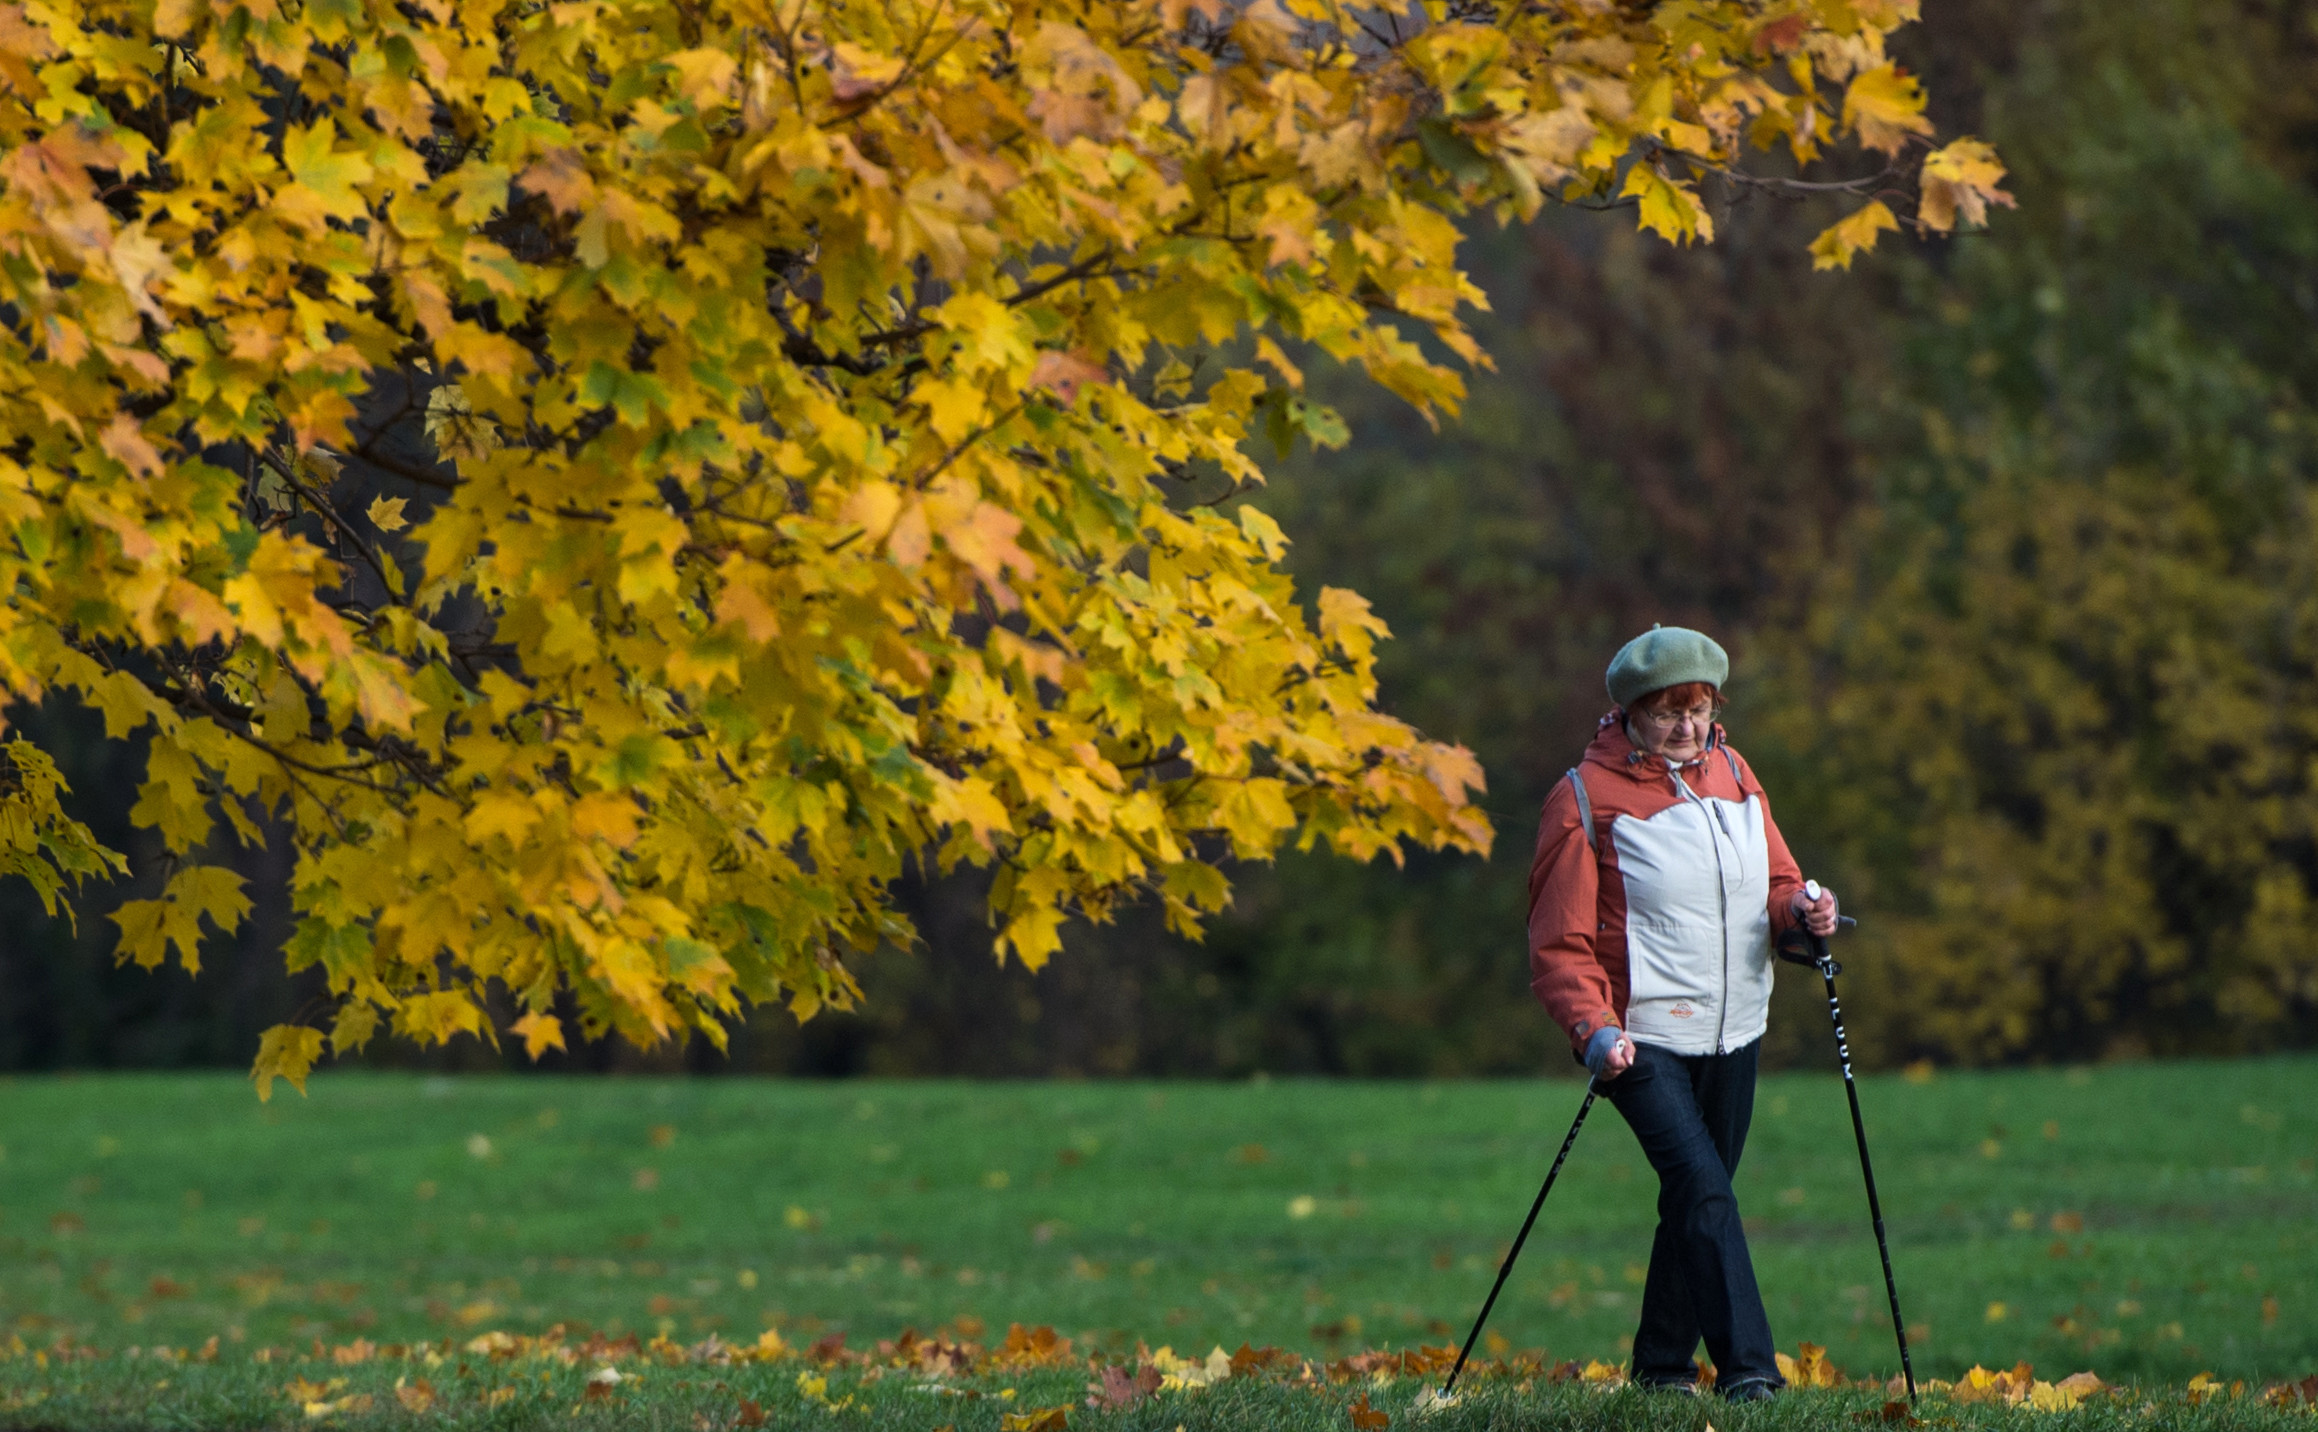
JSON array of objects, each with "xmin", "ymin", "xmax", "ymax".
[
  {"xmin": 1436, "ymin": 1078, "xmax": 1600, "ymax": 1401},
  {"xmin": 1781, "ymin": 881, "xmax": 1919, "ymax": 1404}
]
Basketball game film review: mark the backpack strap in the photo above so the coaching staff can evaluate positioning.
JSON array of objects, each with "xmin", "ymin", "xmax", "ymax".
[
  {"xmin": 1723, "ymin": 744, "xmax": 1741, "ymax": 789},
  {"xmin": 1566, "ymin": 767, "xmax": 1597, "ymax": 851}
]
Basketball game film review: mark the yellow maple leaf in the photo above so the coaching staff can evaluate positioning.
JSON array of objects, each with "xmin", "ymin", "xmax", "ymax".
[
  {"xmin": 395, "ymin": 991, "xmax": 491, "ymax": 1047},
  {"xmin": 1809, "ymin": 200, "xmax": 1901, "ymax": 270},
  {"xmin": 933, "ymin": 774, "xmax": 1014, "ymax": 850},
  {"xmin": 510, "ymin": 1012, "xmax": 566, "ymax": 1060},
  {"xmin": 274, "ymin": 120, "xmax": 374, "ymax": 229},
  {"xmin": 366, "ymin": 495, "xmax": 410, "ymax": 533},
  {"xmin": 1842, "ymin": 64, "xmax": 1935, "ymax": 156},
  {"xmin": 1620, "ymin": 164, "xmax": 1715, "ymax": 245},
  {"xmin": 251, "ymin": 1024, "xmax": 325, "ymax": 1102},
  {"xmin": 1919, "ymin": 137, "xmax": 2016, "ymax": 232},
  {"xmin": 110, "ymin": 865, "xmax": 252, "ymax": 975}
]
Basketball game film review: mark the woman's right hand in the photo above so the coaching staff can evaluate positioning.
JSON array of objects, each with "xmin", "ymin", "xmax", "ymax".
[{"xmin": 1584, "ymin": 1026, "xmax": 1634, "ymax": 1081}]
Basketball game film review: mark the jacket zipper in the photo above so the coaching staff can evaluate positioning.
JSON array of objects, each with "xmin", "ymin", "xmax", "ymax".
[{"xmin": 1670, "ymin": 766, "xmax": 1734, "ymax": 1054}]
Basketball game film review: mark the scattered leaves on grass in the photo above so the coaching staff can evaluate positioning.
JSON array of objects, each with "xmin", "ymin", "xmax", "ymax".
[
  {"xmin": 1944, "ymin": 1362, "xmax": 2108, "ymax": 1408},
  {"xmin": 1086, "ymin": 1363, "xmax": 1160, "ymax": 1410},
  {"xmin": 1776, "ymin": 1341, "xmax": 1841, "ymax": 1388},
  {"xmin": 2260, "ymin": 1374, "xmax": 2318, "ymax": 1408},
  {"xmin": 2032, "ymin": 1373, "xmax": 2108, "ymax": 1411},
  {"xmin": 1150, "ymin": 1345, "xmax": 1231, "ymax": 1388},
  {"xmin": 1547, "ymin": 1358, "xmax": 1625, "ymax": 1385},
  {"xmin": 1348, "ymin": 1389, "xmax": 1390, "ymax": 1429},
  {"xmin": 8, "ymin": 1321, "xmax": 2272, "ymax": 1424},
  {"xmin": 796, "ymin": 1369, "xmax": 854, "ymax": 1411},
  {"xmin": 2185, "ymin": 1372, "xmax": 2241, "ymax": 1404},
  {"xmin": 876, "ymin": 1328, "xmax": 975, "ymax": 1377},
  {"xmin": 1232, "ymin": 1343, "xmax": 1297, "ymax": 1377},
  {"xmin": 992, "ymin": 1324, "xmax": 1075, "ymax": 1370},
  {"xmin": 1331, "ymin": 1347, "xmax": 1460, "ymax": 1381}
]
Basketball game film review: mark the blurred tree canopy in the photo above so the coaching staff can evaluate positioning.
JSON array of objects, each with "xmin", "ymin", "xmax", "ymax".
[
  {"xmin": 1749, "ymin": 0, "xmax": 2318, "ymax": 1065},
  {"xmin": 8, "ymin": 0, "xmax": 2316, "ymax": 1076}
]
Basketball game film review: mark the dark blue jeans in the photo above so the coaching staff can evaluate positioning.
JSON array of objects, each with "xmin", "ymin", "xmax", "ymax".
[{"xmin": 1603, "ymin": 1038, "xmax": 1783, "ymax": 1391}]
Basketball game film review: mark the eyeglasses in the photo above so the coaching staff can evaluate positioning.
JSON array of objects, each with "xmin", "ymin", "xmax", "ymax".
[{"xmin": 1631, "ymin": 705, "xmax": 1717, "ymax": 727}]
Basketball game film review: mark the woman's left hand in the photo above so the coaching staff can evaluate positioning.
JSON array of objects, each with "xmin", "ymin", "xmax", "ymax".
[{"xmin": 1792, "ymin": 885, "xmax": 1839, "ymax": 936}]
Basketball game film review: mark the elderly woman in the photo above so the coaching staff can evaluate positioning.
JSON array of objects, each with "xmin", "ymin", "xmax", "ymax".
[{"xmin": 1527, "ymin": 625, "xmax": 1839, "ymax": 1402}]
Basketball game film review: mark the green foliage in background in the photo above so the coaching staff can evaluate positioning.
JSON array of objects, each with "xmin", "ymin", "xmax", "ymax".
[
  {"xmin": 1187, "ymin": 0, "xmax": 2318, "ymax": 1073},
  {"xmin": 1749, "ymin": 0, "xmax": 2318, "ymax": 1063}
]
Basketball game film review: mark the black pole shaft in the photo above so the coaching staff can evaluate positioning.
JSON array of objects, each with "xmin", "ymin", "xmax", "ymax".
[
  {"xmin": 1439, "ymin": 1081, "xmax": 1598, "ymax": 1399},
  {"xmin": 1812, "ymin": 946, "xmax": 1918, "ymax": 1403}
]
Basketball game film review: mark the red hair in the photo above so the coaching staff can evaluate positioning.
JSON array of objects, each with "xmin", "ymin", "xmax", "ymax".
[{"xmin": 1629, "ymin": 681, "xmax": 1724, "ymax": 715}]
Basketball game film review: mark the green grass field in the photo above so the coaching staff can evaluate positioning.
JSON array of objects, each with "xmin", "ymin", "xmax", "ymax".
[{"xmin": 0, "ymin": 1059, "xmax": 2310, "ymax": 1425}]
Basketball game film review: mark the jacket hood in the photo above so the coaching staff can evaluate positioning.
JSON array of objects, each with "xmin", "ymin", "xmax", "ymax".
[{"xmin": 1582, "ymin": 708, "xmax": 1728, "ymax": 783}]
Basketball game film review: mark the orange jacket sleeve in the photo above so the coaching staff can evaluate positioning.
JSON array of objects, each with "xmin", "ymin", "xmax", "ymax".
[
  {"xmin": 1732, "ymin": 748, "xmax": 1808, "ymax": 935},
  {"xmin": 1526, "ymin": 774, "xmax": 1622, "ymax": 1053}
]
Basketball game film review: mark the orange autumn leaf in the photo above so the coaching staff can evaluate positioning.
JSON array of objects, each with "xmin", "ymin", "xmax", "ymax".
[{"xmin": 1774, "ymin": 1341, "xmax": 1843, "ymax": 1388}]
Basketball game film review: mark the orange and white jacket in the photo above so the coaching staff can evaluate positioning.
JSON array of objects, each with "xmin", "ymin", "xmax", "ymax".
[{"xmin": 1527, "ymin": 714, "xmax": 1808, "ymax": 1059}]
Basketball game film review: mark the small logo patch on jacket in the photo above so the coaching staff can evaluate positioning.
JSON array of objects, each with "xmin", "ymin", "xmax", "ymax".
[{"xmin": 1670, "ymin": 1001, "xmax": 1696, "ymax": 1019}]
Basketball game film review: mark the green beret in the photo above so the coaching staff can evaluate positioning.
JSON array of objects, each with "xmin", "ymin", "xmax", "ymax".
[{"xmin": 1606, "ymin": 625, "xmax": 1729, "ymax": 709}]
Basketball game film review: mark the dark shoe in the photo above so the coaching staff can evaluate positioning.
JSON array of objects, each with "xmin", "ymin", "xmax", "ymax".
[
  {"xmin": 1719, "ymin": 1378, "xmax": 1780, "ymax": 1403},
  {"xmin": 1635, "ymin": 1378, "xmax": 1699, "ymax": 1396}
]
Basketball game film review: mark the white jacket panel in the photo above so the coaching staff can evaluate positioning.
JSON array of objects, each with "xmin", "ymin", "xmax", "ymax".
[{"xmin": 1609, "ymin": 781, "xmax": 1775, "ymax": 1055}]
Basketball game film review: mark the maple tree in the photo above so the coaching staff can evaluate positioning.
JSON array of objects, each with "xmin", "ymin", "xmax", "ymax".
[{"xmin": 0, "ymin": 0, "xmax": 2006, "ymax": 1091}]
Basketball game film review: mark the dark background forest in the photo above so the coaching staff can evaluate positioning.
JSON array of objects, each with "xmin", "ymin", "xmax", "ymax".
[{"xmin": 6, "ymin": 0, "xmax": 2317, "ymax": 1077}]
